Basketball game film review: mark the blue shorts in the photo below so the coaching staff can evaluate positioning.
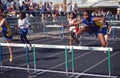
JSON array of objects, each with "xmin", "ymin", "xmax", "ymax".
[
  {"xmin": 19, "ymin": 28, "xmax": 28, "ymax": 35},
  {"xmin": 93, "ymin": 27, "xmax": 107, "ymax": 35},
  {"xmin": 2, "ymin": 26, "xmax": 7, "ymax": 34},
  {"xmin": 70, "ymin": 31, "xmax": 78, "ymax": 40},
  {"xmin": 96, "ymin": 30, "xmax": 107, "ymax": 35},
  {"xmin": 4, "ymin": 35, "xmax": 13, "ymax": 40}
]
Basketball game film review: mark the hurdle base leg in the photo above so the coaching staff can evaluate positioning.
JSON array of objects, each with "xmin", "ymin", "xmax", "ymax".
[
  {"xmin": 65, "ymin": 72, "xmax": 69, "ymax": 77},
  {"xmin": 27, "ymin": 64, "xmax": 30, "ymax": 74},
  {"xmin": 0, "ymin": 66, "xmax": 14, "ymax": 73},
  {"xmin": 0, "ymin": 63, "xmax": 12, "ymax": 73},
  {"xmin": 29, "ymin": 65, "xmax": 38, "ymax": 75},
  {"xmin": 28, "ymin": 70, "xmax": 38, "ymax": 76}
]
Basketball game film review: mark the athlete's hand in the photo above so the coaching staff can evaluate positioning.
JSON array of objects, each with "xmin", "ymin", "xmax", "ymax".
[{"xmin": 61, "ymin": 23, "xmax": 66, "ymax": 27}]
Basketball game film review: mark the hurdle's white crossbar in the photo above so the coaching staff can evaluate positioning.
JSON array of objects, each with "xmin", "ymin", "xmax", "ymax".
[
  {"xmin": 46, "ymin": 25, "xmax": 63, "ymax": 28},
  {"xmin": 107, "ymin": 20, "xmax": 120, "ymax": 23},
  {"xmin": 0, "ymin": 43, "xmax": 113, "ymax": 52},
  {"xmin": 0, "ymin": 43, "xmax": 30, "ymax": 47},
  {"xmin": 111, "ymin": 26, "xmax": 120, "ymax": 29},
  {"xmin": 45, "ymin": 24, "xmax": 64, "ymax": 38},
  {"xmin": 79, "ymin": 25, "xmax": 120, "ymax": 29}
]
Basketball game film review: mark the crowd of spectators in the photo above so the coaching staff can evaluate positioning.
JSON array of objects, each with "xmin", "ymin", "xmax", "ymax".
[
  {"xmin": 91, "ymin": 10, "xmax": 120, "ymax": 21},
  {"xmin": 0, "ymin": 0, "xmax": 79, "ymax": 19},
  {"xmin": 0, "ymin": 0, "xmax": 120, "ymax": 21}
]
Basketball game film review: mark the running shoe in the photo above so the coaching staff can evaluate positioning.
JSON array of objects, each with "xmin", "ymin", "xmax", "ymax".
[
  {"xmin": 29, "ymin": 46, "xmax": 32, "ymax": 51},
  {"xmin": 9, "ymin": 55, "xmax": 13, "ymax": 62},
  {"xmin": 68, "ymin": 49, "xmax": 72, "ymax": 54}
]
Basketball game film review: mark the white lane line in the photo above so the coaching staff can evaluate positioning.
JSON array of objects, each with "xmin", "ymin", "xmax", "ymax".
[
  {"xmin": 75, "ymin": 50, "xmax": 119, "ymax": 78},
  {"xmin": 37, "ymin": 51, "xmax": 94, "ymax": 75}
]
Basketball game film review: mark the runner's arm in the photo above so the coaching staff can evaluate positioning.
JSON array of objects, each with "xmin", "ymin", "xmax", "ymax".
[{"xmin": 0, "ymin": 18, "xmax": 6, "ymax": 27}]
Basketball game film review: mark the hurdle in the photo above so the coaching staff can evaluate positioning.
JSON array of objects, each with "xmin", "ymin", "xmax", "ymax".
[
  {"xmin": 0, "ymin": 43, "xmax": 31, "ymax": 73},
  {"xmin": 111, "ymin": 26, "xmax": 120, "ymax": 40},
  {"xmin": 45, "ymin": 24, "xmax": 64, "ymax": 38},
  {"xmin": 0, "ymin": 43, "xmax": 116, "ymax": 78},
  {"xmin": 107, "ymin": 21, "xmax": 120, "ymax": 40}
]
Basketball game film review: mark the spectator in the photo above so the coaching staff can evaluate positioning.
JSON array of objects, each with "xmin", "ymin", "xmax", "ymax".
[
  {"xmin": 6, "ymin": 0, "xmax": 12, "ymax": 10},
  {"xmin": 59, "ymin": 3, "xmax": 64, "ymax": 16},
  {"xmin": 50, "ymin": 2, "xmax": 57, "ymax": 22},
  {"xmin": 67, "ymin": 2, "xmax": 72, "ymax": 15}
]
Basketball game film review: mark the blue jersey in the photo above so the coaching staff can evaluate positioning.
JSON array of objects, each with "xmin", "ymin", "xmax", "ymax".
[
  {"xmin": 1, "ymin": 26, "xmax": 7, "ymax": 35},
  {"xmin": 89, "ymin": 15, "xmax": 100, "ymax": 34},
  {"xmin": 89, "ymin": 15, "xmax": 94, "ymax": 25},
  {"xmin": 90, "ymin": 15, "xmax": 105, "ymax": 35},
  {"xmin": 81, "ymin": 18, "xmax": 90, "ymax": 26},
  {"xmin": 93, "ymin": 22, "xmax": 109, "ymax": 35},
  {"xmin": 0, "ymin": 25, "xmax": 12, "ymax": 39}
]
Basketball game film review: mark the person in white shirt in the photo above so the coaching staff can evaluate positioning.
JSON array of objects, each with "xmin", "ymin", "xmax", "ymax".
[{"xmin": 18, "ymin": 12, "xmax": 32, "ymax": 50}]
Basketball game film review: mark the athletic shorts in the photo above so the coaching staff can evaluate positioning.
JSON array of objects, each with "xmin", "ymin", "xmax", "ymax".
[
  {"xmin": 70, "ymin": 31, "xmax": 78, "ymax": 40},
  {"xmin": 93, "ymin": 26, "xmax": 107, "ymax": 35},
  {"xmin": 4, "ymin": 35, "xmax": 13, "ymax": 40}
]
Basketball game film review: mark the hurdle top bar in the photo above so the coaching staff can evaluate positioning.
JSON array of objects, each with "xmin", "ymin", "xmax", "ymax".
[
  {"xmin": 111, "ymin": 26, "xmax": 120, "ymax": 29},
  {"xmin": 107, "ymin": 21, "xmax": 120, "ymax": 22},
  {"xmin": 0, "ymin": 43, "xmax": 113, "ymax": 52},
  {"xmin": 46, "ymin": 25, "xmax": 63, "ymax": 27}
]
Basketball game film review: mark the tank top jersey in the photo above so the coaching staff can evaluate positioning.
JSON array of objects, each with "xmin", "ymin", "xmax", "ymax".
[
  {"xmin": 69, "ymin": 18, "xmax": 78, "ymax": 33},
  {"xmin": 90, "ymin": 15, "xmax": 100, "ymax": 32},
  {"xmin": 81, "ymin": 18, "xmax": 90, "ymax": 27},
  {"xmin": 0, "ymin": 19, "xmax": 12, "ymax": 37},
  {"xmin": 90, "ymin": 15, "xmax": 103, "ymax": 29}
]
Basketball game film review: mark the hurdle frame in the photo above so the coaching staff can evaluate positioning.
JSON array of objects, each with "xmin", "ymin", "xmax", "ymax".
[
  {"xmin": 67, "ymin": 47, "xmax": 113, "ymax": 78},
  {"xmin": 45, "ymin": 24, "xmax": 64, "ymax": 38},
  {"xmin": 31, "ymin": 43, "xmax": 114, "ymax": 78},
  {"xmin": 0, "ymin": 43, "xmax": 31, "ymax": 73},
  {"xmin": 0, "ymin": 43, "xmax": 116, "ymax": 78},
  {"xmin": 111, "ymin": 26, "xmax": 120, "ymax": 40}
]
